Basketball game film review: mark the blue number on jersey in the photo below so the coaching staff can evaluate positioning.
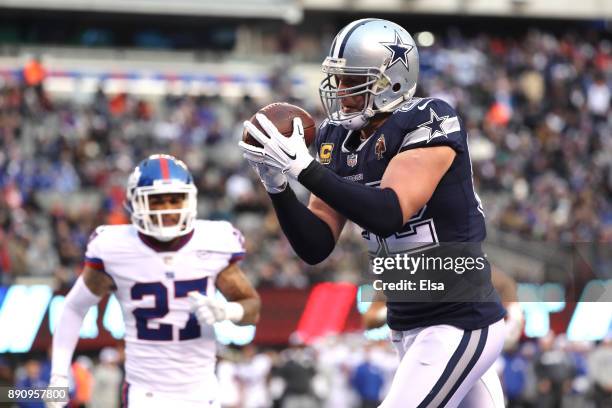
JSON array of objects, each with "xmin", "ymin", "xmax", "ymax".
[
  {"xmin": 175, "ymin": 278, "xmax": 208, "ymax": 340},
  {"xmin": 131, "ymin": 282, "xmax": 172, "ymax": 341},
  {"xmin": 130, "ymin": 277, "xmax": 208, "ymax": 341}
]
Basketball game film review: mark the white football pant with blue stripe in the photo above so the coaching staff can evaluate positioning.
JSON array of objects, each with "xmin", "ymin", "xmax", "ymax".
[{"xmin": 380, "ymin": 319, "xmax": 505, "ymax": 408}]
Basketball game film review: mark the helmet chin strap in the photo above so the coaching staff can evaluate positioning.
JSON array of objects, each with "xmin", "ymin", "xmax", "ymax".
[
  {"xmin": 339, "ymin": 105, "xmax": 375, "ymax": 131},
  {"xmin": 143, "ymin": 213, "xmax": 189, "ymax": 242},
  {"xmin": 340, "ymin": 114, "xmax": 370, "ymax": 130}
]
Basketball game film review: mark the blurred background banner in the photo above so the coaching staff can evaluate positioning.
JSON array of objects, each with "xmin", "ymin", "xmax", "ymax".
[
  {"xmin": 0, "ymin": 283, "xmax": 362, "ymax": 353},
  {"xmin": 0, "ymin": 280, "xmax": 610, "ymax": 353},
  {"xmin": 0, "ymin": 0, "xmax": 610, "ymax": 406},
  {"xmin": 0, "ymin": 0, "xmax": 303, "ymax": 21},
  {"xmin": 2, "ymin": 0, "xmax": 612, "ymax": 19}
]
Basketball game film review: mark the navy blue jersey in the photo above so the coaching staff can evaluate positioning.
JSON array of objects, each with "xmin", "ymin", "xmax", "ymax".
[{"xmin": 315, "ymin": 97, "xmax": 505, "ymax": 331}]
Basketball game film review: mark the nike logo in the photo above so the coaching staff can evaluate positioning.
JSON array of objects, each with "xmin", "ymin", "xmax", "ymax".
[
  {"xmin": 417, "ymin": 99, "xmax": 433, "ymax": 110},
  {"xmin": 279, "ymin": 146, "xmax": 296, "ymax": 160}
]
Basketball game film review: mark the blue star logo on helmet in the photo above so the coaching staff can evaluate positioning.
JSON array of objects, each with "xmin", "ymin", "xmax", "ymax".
[{"xmin": 380, "ymin": 31, "xmax": 414, "ymax": 70}]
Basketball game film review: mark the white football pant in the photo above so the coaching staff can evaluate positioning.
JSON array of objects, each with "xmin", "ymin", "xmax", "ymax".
[
  {"xmin": 380, "ymin": 319, "xmax": 505, "ymax": 408},
  {"xmin": 121, "ymin": 382, "xmax": 221, "ymax": 408}
]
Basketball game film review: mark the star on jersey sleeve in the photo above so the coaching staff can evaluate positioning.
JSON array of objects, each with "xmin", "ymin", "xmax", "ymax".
[{"xmin": 398, "ymin": 98, "xmax": 465, "ymax": 154}]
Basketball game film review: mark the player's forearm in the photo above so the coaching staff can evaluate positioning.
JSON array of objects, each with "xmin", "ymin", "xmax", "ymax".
[
  {"xmin": 51, "ymin": 277, "xmax": 100, "ymax": 377},
  {"xmin": 363, "ymin": 303, "xmax": 388, "ymax": 330},
  {"xmin": 298, "ymin": 161, "xmax": 404, "ymax": 237},
  {"xmin": 269, "ymin": 187, "xmax": 336, "ymax": 265},
  {"xmin": 51, "ymin": 306, "xmax": 85, "ymax": 377},
  {"xmin": 234, "ymin": 297, "xmax": 261, "ymax": 325}
]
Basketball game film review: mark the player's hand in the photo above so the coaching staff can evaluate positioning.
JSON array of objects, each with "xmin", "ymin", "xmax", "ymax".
[
  {"xmin": 246, "ymin": 159, "xmax": 287, "ymax": 194},
  {"xmin": 239, "ymin": 113, "xmax": 314, "ymax": 179},
  {"xmin": 46, "ymin": 374, "xmax": 69, "ymax": 408},
  {"xmin": 188, "ymin": 292, "xmax": 244, "ymax": 325}
]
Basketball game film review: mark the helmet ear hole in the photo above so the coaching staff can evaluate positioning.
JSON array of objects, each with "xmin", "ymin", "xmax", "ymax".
[{"xmin": 392, "ymin": 83, "xmax": 402, "ymax": 92}]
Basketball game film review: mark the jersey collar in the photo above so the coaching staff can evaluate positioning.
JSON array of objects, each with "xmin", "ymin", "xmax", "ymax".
[
  {"xmin": 138, "ymin": 230, "xmax": 194, "ymax": 252},
  {"xmin": 341, "ymin": 129, "xmax": 371, "ymax": 153}
]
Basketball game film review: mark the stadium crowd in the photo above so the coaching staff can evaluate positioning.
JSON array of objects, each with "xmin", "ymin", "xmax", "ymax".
[
  {"xmin": 0, "ymin": 29, "xmax": 610, "ymax": 289},
  {"xmin": 0, "ymin": 27, "xmax": 610, "ymax": 405},
  {"xmin": 2, "ymin": 332, "xmax": 611, "ymax": 408}
]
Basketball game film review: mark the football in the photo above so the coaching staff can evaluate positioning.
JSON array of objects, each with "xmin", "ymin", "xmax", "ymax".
[{"xmin": 242, "ymin": 102, "xmax": 316, "ymax": 148}]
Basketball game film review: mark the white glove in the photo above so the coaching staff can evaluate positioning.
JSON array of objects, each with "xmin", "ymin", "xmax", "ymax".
[
  {"xmin": 239, "ymin": 113, "xmax": 314, "ymax": 179},
  {"xmin": 249, "ymin": 160, "xmax": 287, "ymax": 194},
  {"xmin": 46, "ymin": 374, "xmax": 69, "ymax": 408},
  {"xmin": 188, "ymin": 292, "xmax": 244, "ymax": 325}
]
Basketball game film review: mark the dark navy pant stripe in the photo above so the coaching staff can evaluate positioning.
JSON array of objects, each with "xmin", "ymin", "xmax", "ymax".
[
  {"xmin": 439, "ymin": 326, "xmax": 489, "ymax": 407},
  {"xmin": 416, "ymin": 330, "xmax": 472, "ymax": 408}
]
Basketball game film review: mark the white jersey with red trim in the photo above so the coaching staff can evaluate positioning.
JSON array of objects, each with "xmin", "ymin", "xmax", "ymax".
[{"xmin": 85, "ymin": 219, "xmax": 245, "ymax": 395}]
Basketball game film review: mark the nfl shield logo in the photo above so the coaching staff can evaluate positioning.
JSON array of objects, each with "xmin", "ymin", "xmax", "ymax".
[{"xmin": 347, "ymin": 153, "xmax": 358, "ymax": 168}]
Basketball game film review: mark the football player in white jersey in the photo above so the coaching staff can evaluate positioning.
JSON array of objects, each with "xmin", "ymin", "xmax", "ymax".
[{"xmin": 48, "ymin": 154, "xmax": 260, "ymax": 408}]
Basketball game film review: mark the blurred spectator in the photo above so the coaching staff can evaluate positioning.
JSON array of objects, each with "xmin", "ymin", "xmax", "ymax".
[
  {"xmin": 534, "ymin": 333, "xmax": 576, "ymax": 407},
  {"xmin": 15, "ymin": 359, "xmax": 48, "ymax": 408},
  {"xmin": 588, "ymin": 338, "xmax": 612, "ymax": 407},
  {"xmin": 23, "ymin": 57, "xmax": 46, "ymax": 88},
  {"xmin": 314, "ymin": 336, "xmax": 360, "ymax": 408},
  {"xmin": 349, "ymin": 344, "xmax": 384, "ymax": 408},
  {"xmin": 218, "ymin": 354, "xmax": 241, "ymax": 408},
  {"xmin": 0, "ymin": 230, "xmax": 12, "ymax": 285},
  {"xmin": 91, "ymin": 347, "xmax": 123, "ymax": 408},
  {"xmin": 236, "ymin": 345, "xmax": 273, "ymax": 408},
  {"xmin": 72, "ymin": 356, "xmax": 94, "ymax": 407},
  {"xmin": 22, "ymin": 56, "xmax": 51, "ymax": 110},
  {"xmin": 272, "ymin": 341, "xmax": 318, "ymax": 408},
  {"xmin": 0, "ymin": 356, "xmax": 14, "ymax": 387},
  {"xmin": 502, "ymin": 343, "xmax": 538, "ymax": 408},
  {"xmin": 587, "ymin": 72, "xmax": 610, "ymax": 120}
]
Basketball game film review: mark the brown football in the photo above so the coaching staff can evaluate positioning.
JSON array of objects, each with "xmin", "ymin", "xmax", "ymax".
[{"xmin": 242, "ymin": 102, "xmax": 316, "ymax": 148}]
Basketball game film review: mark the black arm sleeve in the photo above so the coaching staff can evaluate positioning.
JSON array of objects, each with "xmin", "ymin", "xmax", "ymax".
[
  {"xmin": 298, "ymin": 161, "xmax": 404, "ymax": 237},
  {"xmin": 269, "ymin": 187, "xmax": 336, "ymax": 265}
]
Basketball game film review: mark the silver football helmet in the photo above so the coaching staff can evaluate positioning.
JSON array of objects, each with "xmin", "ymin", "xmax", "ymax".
[{"xmin": 319, "ymin": 19, "xmax": 419, "ymax": 130}]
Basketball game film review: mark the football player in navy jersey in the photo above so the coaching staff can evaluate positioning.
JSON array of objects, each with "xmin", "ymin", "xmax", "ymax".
[{"xmin": 240, "ymin": 19, "xmax": 506, "ymax": 407}]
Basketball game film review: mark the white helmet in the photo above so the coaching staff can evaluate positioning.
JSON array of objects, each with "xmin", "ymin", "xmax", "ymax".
[
  {"xmin": 125, "ymin": 154, "xmax": 197, "ymax": 241},
  {"xmin": 319, "ymin": 19, "xmax": 419, "ymax": 130}
]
